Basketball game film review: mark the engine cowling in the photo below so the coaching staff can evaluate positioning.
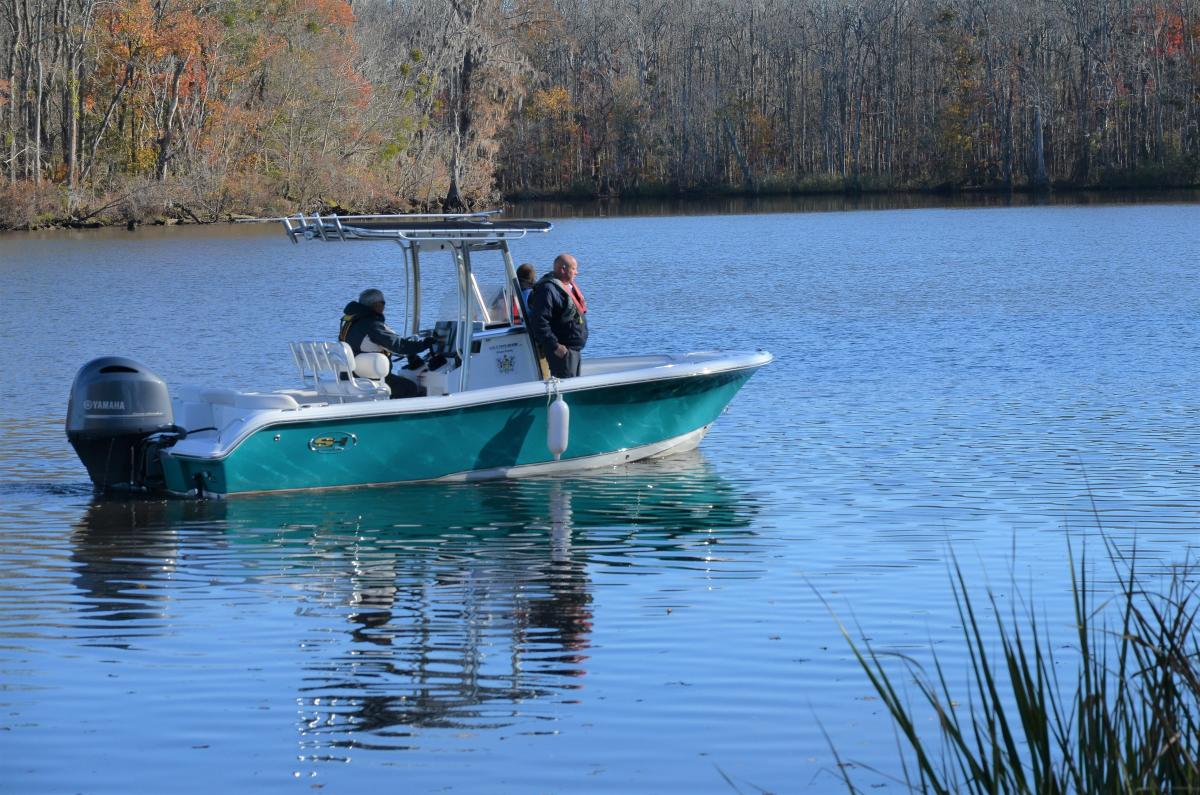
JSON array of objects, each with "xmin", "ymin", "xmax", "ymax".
[{"xmin": 66, "ymin": 356, "xmax": 175, "ymax": 491}]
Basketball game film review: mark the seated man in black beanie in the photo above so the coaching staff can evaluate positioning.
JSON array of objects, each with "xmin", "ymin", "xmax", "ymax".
[{"xmin": 339, "ymin": 288, "xmax": 433, "ymax": 398}]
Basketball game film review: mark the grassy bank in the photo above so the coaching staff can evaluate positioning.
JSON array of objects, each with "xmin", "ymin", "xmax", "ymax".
[{"xmin": 834, "ymin": 541, "xmax": 1200, "ymax": 793}]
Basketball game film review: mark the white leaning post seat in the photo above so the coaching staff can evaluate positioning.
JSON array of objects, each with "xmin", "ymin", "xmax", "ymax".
[
  {"xmin": 354, "ymin": 352, "xmax": 390, "ymax": 382},
  {"xmin": 289, "ymin": 341, "xmax": 390, "ymax": 401}
]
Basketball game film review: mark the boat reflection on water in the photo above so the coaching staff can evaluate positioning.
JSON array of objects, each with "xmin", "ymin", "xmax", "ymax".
[
  {"xmin": 70, "ymin": 497, "xmax": 216, "ymax": 638},
  {"xmin": 69, "ymin": 453, "xmax": 758, "ymax": 748}
]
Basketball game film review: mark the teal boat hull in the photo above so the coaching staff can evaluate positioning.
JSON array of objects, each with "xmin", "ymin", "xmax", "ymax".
[{"xmin": 162, "ymin": 364, "xmax": 761, "ymax": 496}]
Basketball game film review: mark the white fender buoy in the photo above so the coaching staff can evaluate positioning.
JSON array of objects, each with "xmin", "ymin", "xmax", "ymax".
[{"xmin": 547, "ymin": 393, "xmax": 569, "ymax": 460}]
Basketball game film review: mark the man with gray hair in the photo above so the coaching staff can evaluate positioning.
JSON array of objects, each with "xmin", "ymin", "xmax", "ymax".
[{"xmin": 340, "ymin": 288, "xmax": 434, "ymax": 398}]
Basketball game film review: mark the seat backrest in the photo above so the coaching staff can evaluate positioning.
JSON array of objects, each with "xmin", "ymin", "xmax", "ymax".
[
  {"xmin": 290, "ymin": 341, "xmax": 352, "ymax": 383},
  {"xmin": 332, "ymin": 342, "xmax": 356, "ymax": 377},
  {"xmin": 354, "ymin": 352, "xmax": 390, "ymax": 381}
]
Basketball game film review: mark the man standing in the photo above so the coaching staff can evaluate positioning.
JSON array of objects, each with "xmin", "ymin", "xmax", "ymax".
[
  {"xmin": 340, "ymin": 288, "xmax": 433, "ymax": 398},
  {"xmin": 528, "ymin": 254, "xmax": 588, "ymax": 378}
]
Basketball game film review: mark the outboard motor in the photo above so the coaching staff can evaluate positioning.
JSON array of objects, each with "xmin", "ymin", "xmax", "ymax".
[{"xmin": 66, "ymin": 357, "xmax": 179, "ymax": 491}]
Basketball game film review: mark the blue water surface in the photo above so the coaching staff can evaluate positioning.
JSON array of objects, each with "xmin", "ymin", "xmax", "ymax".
[{"xmin": 0, "ymin": 200, "xmax": 1198, "ymax": 792}]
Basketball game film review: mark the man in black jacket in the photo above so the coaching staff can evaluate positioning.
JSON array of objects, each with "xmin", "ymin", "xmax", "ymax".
[
  {"xmin": 340, "ymin": 288, "xmax": 433, "ymax": 398},
  {"xmin": 527, "ymin": 254, "xmax": 588, "ymax": 378}
]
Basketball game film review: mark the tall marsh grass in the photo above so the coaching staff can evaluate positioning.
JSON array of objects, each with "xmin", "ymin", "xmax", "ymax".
[{"xmin": 836, "ymin": 543, "xmax": 1200, "ymax": 793}]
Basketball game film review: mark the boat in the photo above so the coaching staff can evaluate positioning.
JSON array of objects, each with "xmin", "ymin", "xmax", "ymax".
[{"xmin": 65, "ymin": 212, "xmax": 772, "ymax": 496}]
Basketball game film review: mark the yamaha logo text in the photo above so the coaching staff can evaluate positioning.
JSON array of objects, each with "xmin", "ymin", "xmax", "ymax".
[{"xmin": 84, "ymin": 400, "xmax": 126, "ymax": 410}]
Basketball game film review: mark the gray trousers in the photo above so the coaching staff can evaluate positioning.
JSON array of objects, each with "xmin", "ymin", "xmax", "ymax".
[{"xmin": 547, "ymin": 348, "xmax": 581, "ymax": 378}]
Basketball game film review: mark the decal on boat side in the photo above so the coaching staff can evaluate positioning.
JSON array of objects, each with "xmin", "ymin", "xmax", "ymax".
[
  {"xmin": 308, "ymin": 432, "xmax": 358, "ymax": 453},
  {"xmin": 493, "ymin": 340, "xmax": 520, "ymax": 375}
]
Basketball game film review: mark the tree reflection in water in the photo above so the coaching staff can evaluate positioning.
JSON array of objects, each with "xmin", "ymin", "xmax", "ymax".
[{"xmin": 68, "ymin": 453, "xmax": 758, "ymax": 752}]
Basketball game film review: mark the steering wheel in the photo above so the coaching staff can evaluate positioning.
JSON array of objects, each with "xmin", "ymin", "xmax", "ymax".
[{"xmin": 395, "ymin": 333, "xmax": 434, "ymax": 370}]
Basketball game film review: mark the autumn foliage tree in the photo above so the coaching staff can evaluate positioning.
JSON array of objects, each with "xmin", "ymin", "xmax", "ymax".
[{"xmin": 0, "ymin": 0, "xmax": 1197, "ymax": 227}]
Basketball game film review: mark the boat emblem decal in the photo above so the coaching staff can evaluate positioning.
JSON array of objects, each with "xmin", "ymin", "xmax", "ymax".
[
  {"xmin": 496, "ymin": 353, "xmax": 515, "ymax": 374},
  {"xmin": 308, "ymin": 432, "xmax": 357, "ymax": 453}
]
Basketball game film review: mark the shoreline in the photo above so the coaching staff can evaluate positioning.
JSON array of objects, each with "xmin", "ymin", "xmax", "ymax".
[{"xmin": 4, "ymin": 183, "xmax": 1199, "ymax": 233}]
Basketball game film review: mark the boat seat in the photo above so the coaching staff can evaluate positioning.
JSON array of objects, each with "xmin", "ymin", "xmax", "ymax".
[
  {"xmin": 197, "ymin": 388, "xmax": 297, "ymax": 410},
  {"xmin": 276, "ymin": 389, "xmax": 323, "ymax": 405},
  {"xmin": 289, "ymin": 340, "xmax": 390, "ymax": 402},
  {"xmin": 354, "ymin": 352, "xmax": 389, "ymax": 381},
  {"xmin": 182, "ymin": 387, "xmax": 299, "ymax": 434},
  {"xmin": 235, "ymin": 392, "xmax": 299, "ymax": 410},
  {"xmin": 199, "ymin": 387, "xmax": 239, "ymax": 406},
  {"xmin": 173, "ymin": 385, "xmax": 216, "ymax": 432}
]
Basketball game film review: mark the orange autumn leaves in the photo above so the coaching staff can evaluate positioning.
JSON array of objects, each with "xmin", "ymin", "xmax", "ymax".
[
  {"xmin": 5, "ymin": 0, "xmax": 1199, "ymax": 227},
  {"xmin": 85, "ymin": 0, "xmax": 367, "ymax": 188}
]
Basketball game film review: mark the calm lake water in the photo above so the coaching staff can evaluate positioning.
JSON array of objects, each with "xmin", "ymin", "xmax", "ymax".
[{"xmin": 1, "ymin": 198, "xmax": 1198, "ymax": 792}]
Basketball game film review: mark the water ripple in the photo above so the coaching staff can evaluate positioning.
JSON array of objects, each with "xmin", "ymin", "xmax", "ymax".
[{"xmin": 3, "ymin": 206, "xmax": 1200, "ymax": 792}]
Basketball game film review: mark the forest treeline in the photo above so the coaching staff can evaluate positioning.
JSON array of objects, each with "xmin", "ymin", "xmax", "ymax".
[{"xmin": 1, "ymin": 0, "xmax": 1197, "ymax": 227}]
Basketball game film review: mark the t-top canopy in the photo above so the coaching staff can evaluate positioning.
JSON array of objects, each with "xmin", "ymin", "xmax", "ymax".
[{"xmin": 279, "ymin": 212, "xmax": 553, "ymax": 244}]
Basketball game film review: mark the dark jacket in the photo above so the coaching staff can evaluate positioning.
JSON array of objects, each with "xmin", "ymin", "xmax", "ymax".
[
  {"xmin": 339, "ymin": 301, "xmax": 428, "ymax": 357},
  {"xmin": 527, "ymin": 275, "xmax": 588, "ymax": 356}
]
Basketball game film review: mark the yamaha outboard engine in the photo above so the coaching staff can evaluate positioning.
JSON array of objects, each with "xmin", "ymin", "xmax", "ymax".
[{"xmin": 66, "ymin": 357, "xmax": 178, "ymax": 491}]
